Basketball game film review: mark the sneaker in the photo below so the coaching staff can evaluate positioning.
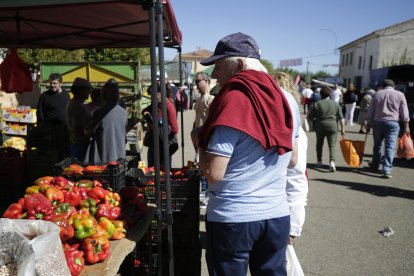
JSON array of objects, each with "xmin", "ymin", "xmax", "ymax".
[
  {"xmin": 316, "ymin": 161, "xmax": 323, "ymax": 167},
  {"xmin": 383, "ymin": 172, "xmax": 392, "ymax": 179},
  {"xmin": 329, "ymin": 161, "xmax": 336, "ymax": 172}
]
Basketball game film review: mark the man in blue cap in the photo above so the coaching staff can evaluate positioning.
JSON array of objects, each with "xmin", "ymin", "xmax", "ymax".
[{"xmin": 191, "ymin": 32, "xmax": 301, "ymax": 275}]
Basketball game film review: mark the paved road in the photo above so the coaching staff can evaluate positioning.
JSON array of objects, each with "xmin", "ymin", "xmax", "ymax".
[{"xmin": 149, "ymin": 110, "xmax": 414, "ymax": 275}]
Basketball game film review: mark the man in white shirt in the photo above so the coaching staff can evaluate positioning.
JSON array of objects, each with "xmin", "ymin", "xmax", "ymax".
[
  {"xmin": 301, "ymin": 84, "xmax": 313, "ymax": 114},
  {"xmin": 193, "ymin": 72, "xmax": 215, "ymax": 207},
  {"xmin": 330, "ymin": 84, "xmax": 343, "ymax": 105}
]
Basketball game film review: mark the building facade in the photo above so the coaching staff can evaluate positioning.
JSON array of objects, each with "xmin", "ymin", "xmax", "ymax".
[{"xmin": 338, "ymin": 18, "xmax": 414, "ymax": 90}]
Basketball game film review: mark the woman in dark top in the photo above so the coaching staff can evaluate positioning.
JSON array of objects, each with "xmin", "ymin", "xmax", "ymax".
[
  {"xmin": 142, "ymin": 83, "xmax": 179, "ymax": 167},
  {"xmin": 308, "ymin": 86, "xmax": 345, "ymax": 172},
  {"xmin": 343, "ymin": 83, "xmax": 358, "ymax": 126}
]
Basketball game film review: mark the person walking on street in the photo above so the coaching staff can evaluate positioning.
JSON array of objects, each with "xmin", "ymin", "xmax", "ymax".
[
  {"xmin": 193, "ymin": 72, "xmax": 215, "ymax": 208},
  {"xmin": 358, "ymin": 89, "xmax": 375, "ymax": 134},
  {"xmin": 365, "ymin": 79, "xmax": 410, "ymax": 178},
  {"xmin": 301, "ymin": 84, "xmax": 313, "ymax": 114},
  {"xmin": 330, "ymin": 84, "xmax": 343, "ymax": 105},
  {"xmin": 142, "ymin": 83, "xmax": 179, "ymax": 167},
  {"xmin": 273, "ymin": 71, "xmax": 308, "ymax": 245},
  {"xmin": 308, "ymin": 86, "xmax": 345, "ymax": 172},
  {"xmin": 343, "ymin": 83, "xmax": 358, "ymax": 126},
  {"xmin": 191, "ymin": 32, "xmax": 300, "ymax": 276}
]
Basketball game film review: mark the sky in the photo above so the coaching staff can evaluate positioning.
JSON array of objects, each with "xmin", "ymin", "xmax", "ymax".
[{"xmin": 165, "ymin": 0, "xmax": 414, "ymax": 76}]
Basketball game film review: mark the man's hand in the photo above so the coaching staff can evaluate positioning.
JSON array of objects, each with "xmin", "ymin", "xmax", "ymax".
[
  {"xmin": 191, "ymin": 127, "xmax": 201, "ymax": 148},
  {"xmin": 289, "ymin": 235, "xmax": 296, "ymax": 245}
]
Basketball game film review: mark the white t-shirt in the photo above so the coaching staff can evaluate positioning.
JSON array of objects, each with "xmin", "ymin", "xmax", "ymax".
[
  {"xmin": 301, "ymin": 88, "xmax": 313, "ymax": 99},
  {"xmin": 194, "ymin": 93, "xmax": 214, "ymax": 128},
  {"xmin": 286, "ymin": 127, "xmax": 308, "ymax": 236},
  {"xmin": 331, "ymin": 88, "xmax": 342, "ymax": 103}
]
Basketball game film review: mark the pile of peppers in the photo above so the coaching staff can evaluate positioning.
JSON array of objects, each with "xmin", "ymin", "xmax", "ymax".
[{"xmin": 1, "ymin": 172, "xmax": 142, "ymax": 276}]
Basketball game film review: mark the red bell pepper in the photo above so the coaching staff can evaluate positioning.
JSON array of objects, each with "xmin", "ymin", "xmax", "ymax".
[
  {"xmin": 24, "ymin": 193, "xmax": 52, "ymax": 210},
  {"xmin": 64, "ymin": 244, "xmax": 85, "ymax": 276},
  {"xmin": 96, "ymin": 204, "xmax": 121, "ymax": 220},
  {"xmin": 27, "ymin": 202, "xmax": 55, "ymax": 221},
  {"xmin": 50, "ymin": 176, "xmax": 70, "ymax": 190},
  {"xmin": 2, "ymin": 203, "xmax": 23, "ymax": 219},
  {"xmin": 54, "ymin": 203, "xmax": 77, "ymax": 220},
  {"xmin": 39, "ymin": 185, "xmax": 64, "ymax": 207},
  {"xmin": 54, "ymin": 217, "xmax": 75, "ymax": 242},
  {"xmin": 62, "ymin": 186, "xmax": 81, "ymax": 207},
  {"xmin": 77, "ymin": 186, "xmax": 89, "ymax": 200},
  {"xmin": 87, "ymin": 186, "xmax": 108, "ymax": 204},
  {"xmin": 83, "ymin": 236, "xmax": 110, "ymax": 264}
]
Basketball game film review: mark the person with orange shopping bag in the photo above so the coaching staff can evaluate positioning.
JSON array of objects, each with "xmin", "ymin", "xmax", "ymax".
[{"xmin": 365, "ymin": 79, "xmax": 410, "ymax": 178}]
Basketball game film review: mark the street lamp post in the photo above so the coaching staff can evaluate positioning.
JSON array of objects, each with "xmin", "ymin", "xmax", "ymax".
[{"xmin": 320, "ymin": 28, "xmax": 338, "ymax": 55}]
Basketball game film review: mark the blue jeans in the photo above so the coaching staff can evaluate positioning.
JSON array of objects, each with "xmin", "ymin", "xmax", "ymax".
[
  {"xmin": 205, "ymin": 216, "xmax": 290, "ymax": 276},
  {"xmin": 372, "ymin": 121, "xmax": 400, "ymax": 174},
  {"xmin": 201, "ymin": 176, "xmax": 208, "ymax": 194}
]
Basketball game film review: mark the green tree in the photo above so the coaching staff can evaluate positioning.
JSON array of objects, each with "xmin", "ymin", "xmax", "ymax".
[
  {"xmin": 260, "ymin": 59, "xmax": 274, "ymax": 74},
  {"xmin": 312, "ymin": 70, "xmax": 331, "ymax": 80},
  {"xmin": 84, "ymin": 48, "xmax": 150, "ymax": 64}
]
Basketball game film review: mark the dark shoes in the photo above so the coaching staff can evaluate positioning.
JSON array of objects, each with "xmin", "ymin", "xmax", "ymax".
[{"xmin": 359, "ymin": 130, "xmax": 366, "ymax": 134}]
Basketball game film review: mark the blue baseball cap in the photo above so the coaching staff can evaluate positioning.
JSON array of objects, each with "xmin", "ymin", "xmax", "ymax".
[{"xmin": 200, "ymin": 32, "xmax": 261, "ymax": 66}]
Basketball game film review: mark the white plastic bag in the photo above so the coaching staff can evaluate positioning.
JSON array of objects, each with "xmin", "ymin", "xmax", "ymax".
[
  {"xmin": 286, "ymin": 244, "xmax": 304, "ymax": 276},
  {"xmin": 302, "ymin": 118, "xmax": 309, "ymax": 132},
  {"xmin": 0, "ymin": 219, "xmax": 71, "ymax": 276}
]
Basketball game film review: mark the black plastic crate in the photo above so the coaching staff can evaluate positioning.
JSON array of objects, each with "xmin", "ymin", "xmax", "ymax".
[
  {"xmin": 54, "ymin": 157, "xmax": 126, "ymax": 192},
  {"xmin": 126, "ymin": 168, "xmax": 200, "ymax": 213}
]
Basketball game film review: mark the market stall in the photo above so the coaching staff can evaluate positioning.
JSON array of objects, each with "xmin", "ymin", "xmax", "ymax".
[{"xmin": 0, "ymin": 0, "xmax": 187, "ymax": 275}]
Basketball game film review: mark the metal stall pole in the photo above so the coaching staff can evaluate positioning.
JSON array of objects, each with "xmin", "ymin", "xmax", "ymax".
[
  {"xmin": 178, "ymin": 47, "xmax": 185, "ymax": 167},
  {"xmin": 155, "ymin": 1, "xmax": 174, "ymax": 275},
  {"xmin": 148, "ymin": 2, "xmax": 163, "ymax": 275}
]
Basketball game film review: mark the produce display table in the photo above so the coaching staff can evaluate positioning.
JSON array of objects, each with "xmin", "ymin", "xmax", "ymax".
[{"xmin": 80, "ymin": 204, "xmax": 156, "ymax": 276}]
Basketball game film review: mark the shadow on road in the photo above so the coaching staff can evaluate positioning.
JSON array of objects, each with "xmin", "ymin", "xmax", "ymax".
[{"xmin": 313, "ymin": 177, "xmax": 414, "ymax": 200}]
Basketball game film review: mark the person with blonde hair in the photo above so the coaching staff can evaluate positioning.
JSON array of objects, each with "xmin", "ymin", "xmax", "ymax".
[{"xmin": 272, "ymin": 71, "xmax": 309, "ymax": 245}]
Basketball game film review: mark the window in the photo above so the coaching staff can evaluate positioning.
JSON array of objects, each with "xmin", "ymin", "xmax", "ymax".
[
  {"xmin": 342, "ymin": 55, "xmax": 345, "ymax": 66},
  {"xmin": 345, "ymin": 53, "xmax": 349, "ymax": 66},
  {"xmin": 369, "ymin": 55, "xmax": 373, "ymax": 70},
  {"xmin": 358, "ymin": 56, "xmax": 362, "ymax": 70},
  {"xmin": 350, "ymin": 52, "xmax": 353, "ymax": 65}
]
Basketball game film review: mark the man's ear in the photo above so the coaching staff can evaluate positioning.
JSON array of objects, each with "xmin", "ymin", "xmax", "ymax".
[{"xmin": 237, "ymin": 58, "xmax": 245, "ymax": 71}]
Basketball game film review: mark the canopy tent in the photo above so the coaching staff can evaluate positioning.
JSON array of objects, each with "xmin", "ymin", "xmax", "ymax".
[
  {"xmin": 0, "ymin": 1, "xmax": 181, "ymax": 275},
  {"xmin": 0, "ymin": 0, "xmax": 181, "ymax": 49}
]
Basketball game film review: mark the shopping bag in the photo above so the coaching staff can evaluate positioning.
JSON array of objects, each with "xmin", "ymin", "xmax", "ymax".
[
  {"xmin": 0, "ymin": 219, "xmax": 71, "ymax": 276},
  {"xmin": 286, "ymin": 244, "xmax": 305, "ymax": 276},
  {"xmin": 302, "ymin": 118, "xmax": 309, "ymax": 132},
  {"xmin": 303, "ymin": 117, "xmax": 314, "ymax": 132},
  {"xmin": 340, "ymin": 134, "xmax": 367, "ymax": 167},
  {"xmin": 397, "ymin": 132, "xmax": 414, "ymax": 159}
]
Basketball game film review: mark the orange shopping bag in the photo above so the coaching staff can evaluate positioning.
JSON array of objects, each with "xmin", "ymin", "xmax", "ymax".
[
  {"xmin": 340, "ymin": 134, "xmax": 367, "ymax": 167},
  {"xmin": 397, "ymin": 132, "xmax": 414, "ymax": 159}
]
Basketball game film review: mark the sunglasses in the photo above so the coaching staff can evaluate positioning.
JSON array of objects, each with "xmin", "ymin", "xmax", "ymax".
[{"xmin": 195, "ymin": 79, "xmax": 204, "ymax": 84}]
